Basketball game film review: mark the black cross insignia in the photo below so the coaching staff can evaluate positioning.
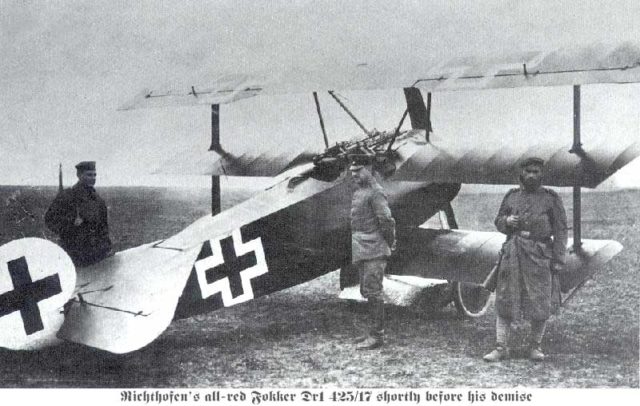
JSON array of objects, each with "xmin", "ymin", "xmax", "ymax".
[
  {"xmin": 203, "ymin": 236, "xmax": 257, "ymax": 299},
  {"xmin": 0, "ymin": 256, "xmax": 62, "ymax": 335}
]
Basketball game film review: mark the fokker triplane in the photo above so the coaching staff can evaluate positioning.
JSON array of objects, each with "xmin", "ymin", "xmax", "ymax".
[{"xmin": 1, "ymin": 41, "xmax": 639, "ymax": 353}]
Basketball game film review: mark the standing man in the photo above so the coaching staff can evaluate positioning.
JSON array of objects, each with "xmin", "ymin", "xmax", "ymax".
[
  {"xmin": 45, "ymin": 161, "xmax": 112, "ymax": 267},
  {"xmin": 484, "ymin": 157, "xmax": 567, "ymax": 362},
  {"xmin": 349, "ymin": 155, "xmax": 396, "ymax": 350}
]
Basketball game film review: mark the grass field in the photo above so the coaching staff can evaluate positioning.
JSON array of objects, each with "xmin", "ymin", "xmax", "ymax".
[{"xmin": 0, "ymin": 185, "xmax": 638, "ymax": 388}]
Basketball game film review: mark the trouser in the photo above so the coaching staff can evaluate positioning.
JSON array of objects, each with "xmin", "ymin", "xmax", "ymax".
[
  {"xmin": 496, "ymin": 315, "xmax": 547, "ymax": 347},
  {"xmin": 357, "ymin": 258, "xmax": 386, "ymax": 338}
]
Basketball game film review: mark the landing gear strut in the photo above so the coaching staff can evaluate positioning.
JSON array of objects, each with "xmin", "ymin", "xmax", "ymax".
[{"xmin": 439, "ymin": 203, "xmax": 494, "ymax": 318}]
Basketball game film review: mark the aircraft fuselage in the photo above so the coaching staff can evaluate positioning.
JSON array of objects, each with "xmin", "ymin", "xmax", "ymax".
[{"xmin": 174, "ymin": 176, "xmax": 460, "ymax": 318}]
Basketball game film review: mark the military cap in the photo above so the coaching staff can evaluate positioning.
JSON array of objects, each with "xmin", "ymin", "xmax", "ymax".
[
  {"xmin": 75, "ymin": 161, "xmax": 96, "ymax": 171},
  {"xmin": 520, "ymin": 157, "xmax": 545, "ymax": 168},
  {"xmin": 349, "ymin": 154, "xmax": 373, "ymax": 171}
]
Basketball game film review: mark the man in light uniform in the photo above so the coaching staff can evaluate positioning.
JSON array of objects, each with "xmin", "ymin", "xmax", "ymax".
[
  {"xmin": 45, "ymin": 161, "xmax": 112, "ymax": 267},
  {"xmin": 484, "ymin": 157, "xmax": 567, "ymax": 362},
  {"xmin": 349, "ymin": 155, "xmax": 396, "ymax": 350}
]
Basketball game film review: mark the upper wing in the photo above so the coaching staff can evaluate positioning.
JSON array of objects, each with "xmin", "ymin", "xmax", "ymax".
[
  {"xmin": 121, "ymin": 42, "xmax": 640, "ymax": 110},
  {"xmin": 390, "ymin": 130, "xmax": 640, "ymax": 188}
]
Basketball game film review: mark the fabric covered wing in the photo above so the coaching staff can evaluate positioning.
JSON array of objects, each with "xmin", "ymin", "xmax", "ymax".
[
  {"xmin": 389, "ymin": 227, "xmax": 623, "ymax": 289},
  {"xmin": 390, "ymin": 131, "xmax": 640, "ymax": 188},
  {"xmin": 121, "ymin": 42, "xmax": 640, "ymax": 110}
]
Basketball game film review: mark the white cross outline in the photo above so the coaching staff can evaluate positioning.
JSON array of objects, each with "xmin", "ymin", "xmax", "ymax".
[{"xmin": 194, "ymin": 229, "xmax": 268, "ymax": 307}]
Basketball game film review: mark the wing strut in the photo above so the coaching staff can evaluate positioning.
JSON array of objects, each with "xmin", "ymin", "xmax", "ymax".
[
  {"xmin": 570, "ymin": 85, "xmax": 583, "ymax": 252},
  {"xmin": 312, "ymin": 92, "xmax": 329, "ymax": 148},
  {"xmin": 58, "ymin": 163, "xmax": 63, "ymax": 193},
  {"xmin": 210, "ymin": 104, "xmax": 221, "ymax": 215},
  {"xmin": 328, "ymin": 91, "xmax": 370, "ymax": 135}
]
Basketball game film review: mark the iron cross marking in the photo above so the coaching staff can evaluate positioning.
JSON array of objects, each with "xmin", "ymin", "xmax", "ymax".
[
  {"xmin": 205, "ymin": 236, "xmax": 257, "ymax": 299},
  {"xmin": 0, "ymin": 256, "xmax": 62, "ymax": 335}
]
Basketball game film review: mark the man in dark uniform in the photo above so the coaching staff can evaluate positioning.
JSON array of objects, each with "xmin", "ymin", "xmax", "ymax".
[
  {"xmin": 349, "ymin": 155, "xmax": 396, "ymax": 350},
  {"xmin": 45, "ymin": 161, "xmax": 112, "ymax": 267},
  {"xmin": 484, "ymin": 157, "xmax": 567, "ymax": 362}
]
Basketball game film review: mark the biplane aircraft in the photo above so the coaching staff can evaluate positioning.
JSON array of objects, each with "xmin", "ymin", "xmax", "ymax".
[{"xmin": 1, "ymin": 40, "xmax": 639, "ymax": 354}]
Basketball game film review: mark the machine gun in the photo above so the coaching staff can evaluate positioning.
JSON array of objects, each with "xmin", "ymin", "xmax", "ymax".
[{"xmin": 312, "ymin": 129, "xmax": 404, "ymax": 177}]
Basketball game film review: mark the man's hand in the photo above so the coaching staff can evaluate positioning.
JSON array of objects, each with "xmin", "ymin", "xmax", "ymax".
[
  {"xmin": 506, "ymin": 215, "xmax": 520, "ymax": 228},
  {"xmin": 74, "ymin": 209, "xmax": 83, "ymax": 226},
  {"xmin": 551, "ymin": 262, "xmax": 563, "ymax": 274},
  {"xmin": 390, "ymin": 240, "xmax": 397, "ymax": 253}
]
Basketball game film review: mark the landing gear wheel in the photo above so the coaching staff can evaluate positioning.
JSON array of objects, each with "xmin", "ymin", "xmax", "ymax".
[{"xmin": 452, "ymin": 282, "xmax": 493, "ymax": 318}]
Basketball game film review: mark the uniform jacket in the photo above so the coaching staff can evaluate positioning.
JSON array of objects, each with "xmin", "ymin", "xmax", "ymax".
[
  {"xmin": 494, "ymin": 186, "xmax": 568, "ymax": 320},
  {"xmin": 351, "ymin": 180, "xmax": 396, "ymax": 263},
  {"xmin": 45, "ymin": 182, "xmax": 111, "ymax": 267}
]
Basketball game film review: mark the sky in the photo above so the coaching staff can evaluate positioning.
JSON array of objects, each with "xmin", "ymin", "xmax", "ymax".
[{"xmin": 1, "ymin": 0, "xmax": 639, "ymax": 187}]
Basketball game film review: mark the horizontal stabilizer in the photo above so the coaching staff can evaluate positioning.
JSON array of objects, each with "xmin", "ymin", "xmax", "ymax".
[
  {"xmin": 390, "ymin": 131, "xmax": 640, "ymax": 188},
  {"xmin": 57, "ymin": 243, "xmax": 200, "ymax": 354}
]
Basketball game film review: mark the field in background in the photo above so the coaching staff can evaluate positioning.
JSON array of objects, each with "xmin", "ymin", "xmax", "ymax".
[{"xmin": 0, "ymin": 186, "xmax": 638, "ymax": 388}]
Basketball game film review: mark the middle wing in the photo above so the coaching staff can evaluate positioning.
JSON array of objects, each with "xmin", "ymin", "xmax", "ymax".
[{"xmin": 389, "ymin": 130, "xmax": 639, "ymax": 188}]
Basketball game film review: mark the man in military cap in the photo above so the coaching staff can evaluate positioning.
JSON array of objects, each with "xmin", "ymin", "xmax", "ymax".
[
  {"xmin": 45, "ymin": 161, "xmax": 112, "ymax": 267},
  {"xmin": 349, "ymin": 154, "xmax": 396, "ymax": 350},
  {"xmin": 484, "ymin": 157, "xmax": 567, "ymax": 362}
]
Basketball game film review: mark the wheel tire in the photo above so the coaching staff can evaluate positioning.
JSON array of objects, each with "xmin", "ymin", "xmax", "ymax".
[{"xmin": 452, "ymin": 281, "xmax": 494, "ymax": 318}]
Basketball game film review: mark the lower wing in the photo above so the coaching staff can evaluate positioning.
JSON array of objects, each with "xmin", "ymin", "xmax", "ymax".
[{"xmin": 388, "ymin": 227, "xmax": 622, "ymax": 288}]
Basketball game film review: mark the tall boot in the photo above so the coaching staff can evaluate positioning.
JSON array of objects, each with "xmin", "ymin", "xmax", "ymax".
[{"xmin": 357, "ymin": 298, "xmax": 384, "ymax": 350}]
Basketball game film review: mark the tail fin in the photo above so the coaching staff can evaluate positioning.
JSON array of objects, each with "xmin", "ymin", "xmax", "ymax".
[{"xmin": 0, "ymin": 238, "xmax": 76, "ymax": 350}]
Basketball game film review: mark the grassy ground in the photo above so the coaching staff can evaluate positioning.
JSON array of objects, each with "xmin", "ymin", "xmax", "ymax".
[{"xmin": 0, "ymin": 186, "xmax": 637, "ymax": 388}]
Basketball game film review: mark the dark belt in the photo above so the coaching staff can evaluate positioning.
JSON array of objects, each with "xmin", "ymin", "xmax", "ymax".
[{"xmin": 515, "ymin": 231, "xmax": 552, "ymax": 243}]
